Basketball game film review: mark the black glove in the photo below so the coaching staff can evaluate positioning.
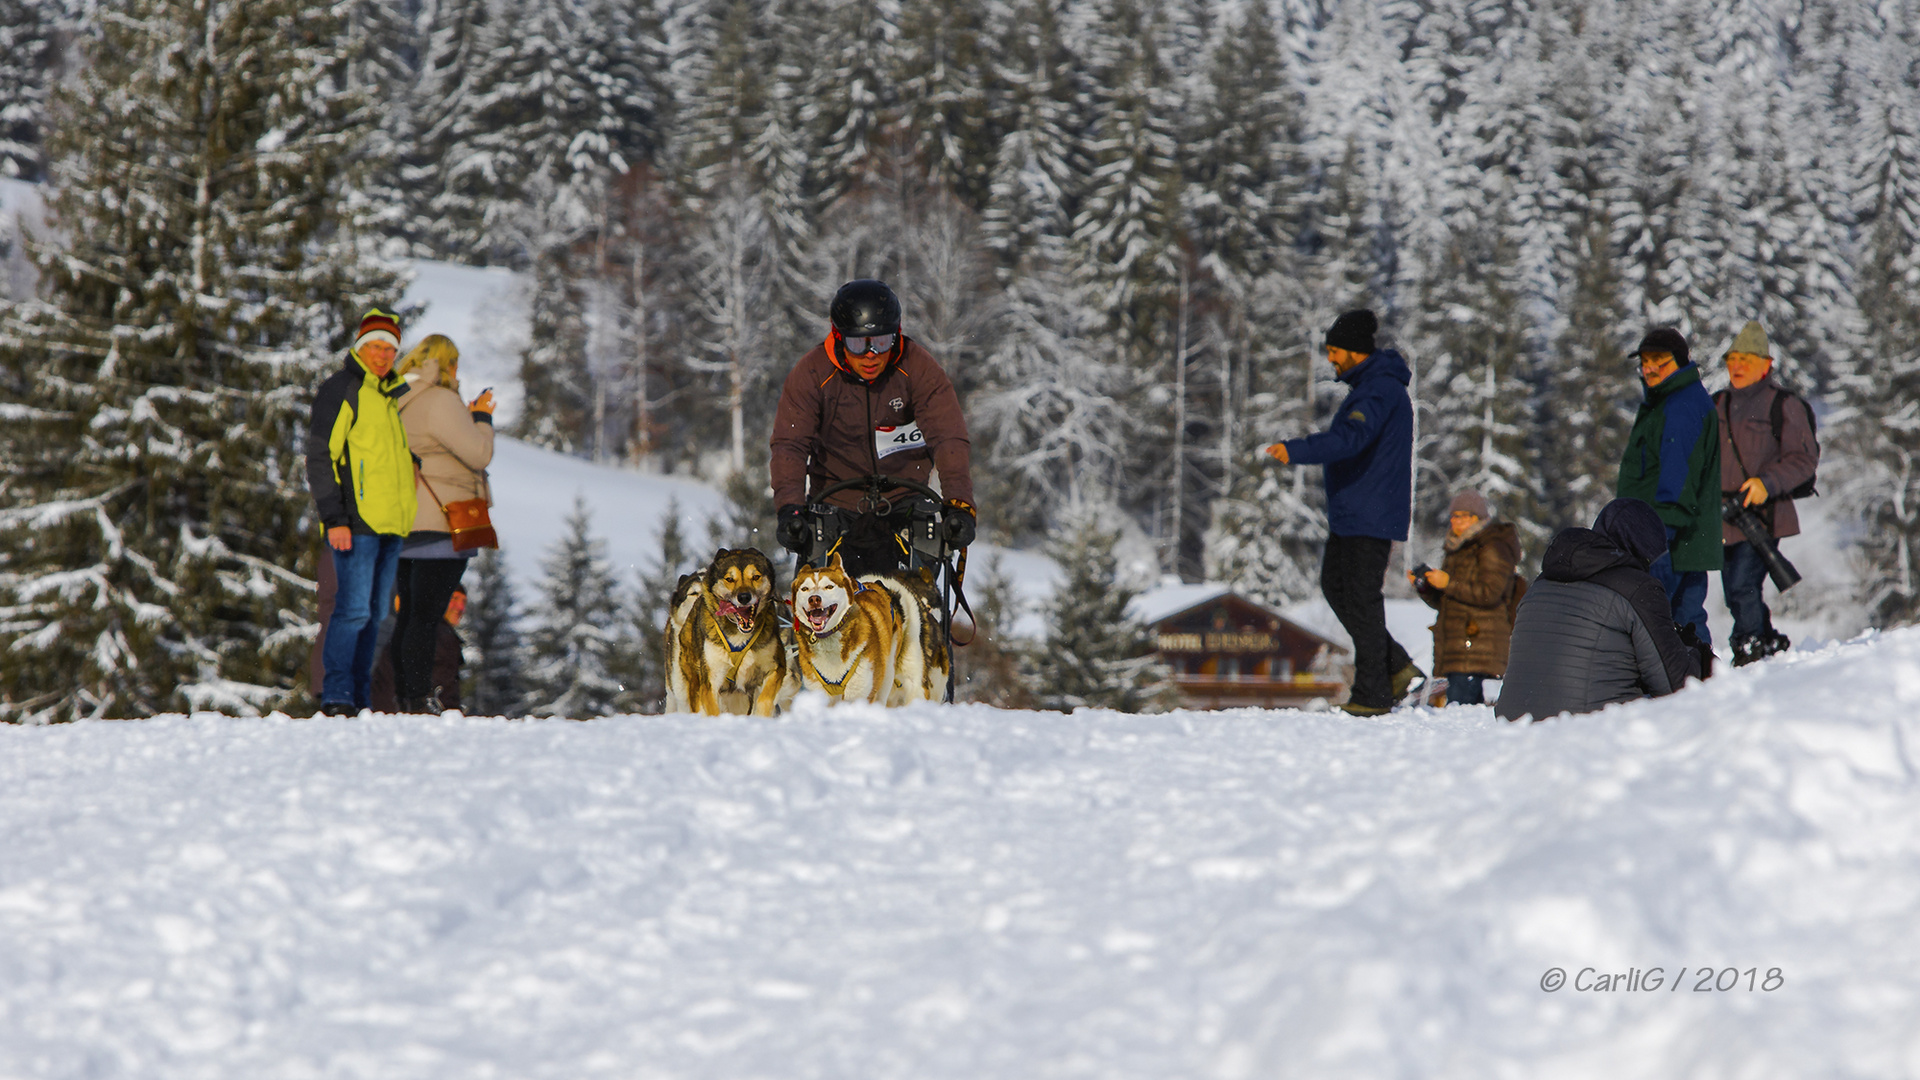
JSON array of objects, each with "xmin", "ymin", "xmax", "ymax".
[
  {"xmin": 941, "ymin": 500, "xmax": 976, "ymax": 548},
  {"xmin": 775, "ymin": 504, "xmax": 809, "ymax": 554},
  {"xmin": 1676, "ymin": 623, "xmax": 1714, "ymax": 681}
]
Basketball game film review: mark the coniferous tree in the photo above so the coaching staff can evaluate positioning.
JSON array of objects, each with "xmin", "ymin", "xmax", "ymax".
[
  {"xmin": 1029, "ymin": 509, "xmax": 1175, "ymax": 713},
  {"xmin": 0, "ymin": 0, "xmax": 396, "ymax": 721},
  {"xmin": 1837, "ymin": 6, "xmax": 1920, "ymax": 625},
  {"xmin": 463, "ymin": 547, "xmax": 528, "ymax": 715},
  {"xmin": 609, "ymin": 498, "xmax": 692, "ymax": 714},
  {"xmin": 957, "ymin": 556, "xmax": 1037, "ymax": 707},
  {"xmin": 522, "ymin": 498, "xmax": 623, "ymax": 717},
  {"xmin": 0, "ymin": 0, "xmax": 56, "ymax": 181}
]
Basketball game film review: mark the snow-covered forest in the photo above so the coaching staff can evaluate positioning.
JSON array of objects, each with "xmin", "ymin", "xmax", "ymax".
[{"xmin": 3, "ymin": 0, "xmax": 1920, "ymax": 718}]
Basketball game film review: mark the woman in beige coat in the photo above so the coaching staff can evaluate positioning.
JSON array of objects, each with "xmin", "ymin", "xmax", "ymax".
[{"xmin": 389, "ymin": 335, "xmax": 495, "ymax": 712}]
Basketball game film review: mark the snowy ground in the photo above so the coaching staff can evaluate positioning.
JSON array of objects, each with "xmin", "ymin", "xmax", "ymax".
[{"xmin": 4, "ymin": 631, "xmax": 1918, "ymax": 1078}]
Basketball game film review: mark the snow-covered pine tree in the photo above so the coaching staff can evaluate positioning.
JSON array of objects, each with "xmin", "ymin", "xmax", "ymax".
[
  {"xmin": 0, "ymin": 0, "xmax": 56, "ymax": 181},
  {"xmin": 609, "ymin": 497, "xmax": 692, "ymax": 714},
  {"xmin": 980, "ymin": 0, "xmax": 1087, "ymax": 279},
  {"xmin": 1030, "ymin": 508, "xmax": 1175, "ymax": 713},
  {"xmin": 1203, "ymin": 454, "xmax": 1327, "ymax": 610},
  {"xmin": 522, "ymin": 497, "xmax": 623, "ymax": 717},
  {"xmin": 1539, "ymin": 219, "xmax": 1639, "ymax": 529},
  {"xmin": 956, "ymin": 555, "xmax": 1037, "ymax": 707},
  {"xmin": 1836, "ymin": 4, "xmax": 1920, "ymax": 625},
  {"xmin": 463, "ymin": 547, "xmax": 528, "ymax": 715},
  {"xmin": 1407, "ymin": 206, "xmax": 1547, "ymax": 552},
  {"xmin": 0, "ymin": 0, "xmax": 397, "ymax": 721},
  {"xmin": 894, "ymin": 0, "xmax": 994, "ymax": 207},
  {"xmin": 970, "ymin": 259, "xmax": 1131, "ymax": 542}
]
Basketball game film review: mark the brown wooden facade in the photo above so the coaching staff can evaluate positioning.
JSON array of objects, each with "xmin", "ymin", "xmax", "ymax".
[{"xmin": 1146, "ymin": 592, "xmax": 1349, "ymax": 709}]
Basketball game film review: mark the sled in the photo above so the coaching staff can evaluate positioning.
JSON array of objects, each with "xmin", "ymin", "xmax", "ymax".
[{"xmin": 794, "ymin": 473, "xmax": 971, "ymax": 704}]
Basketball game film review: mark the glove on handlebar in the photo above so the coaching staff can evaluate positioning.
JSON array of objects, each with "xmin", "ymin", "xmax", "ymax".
[
  {"xmin": 775, "ymin": 504, "xmax": 809, "ymax": 554},
  {"xmin": 942, "ymin": 499, "xmax": 976, "ymax": 548}
]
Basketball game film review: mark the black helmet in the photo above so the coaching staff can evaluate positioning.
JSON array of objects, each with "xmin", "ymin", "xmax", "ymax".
[{"xmin": 830, "ymin": 279, "xmax": 901, "ymax": 337}]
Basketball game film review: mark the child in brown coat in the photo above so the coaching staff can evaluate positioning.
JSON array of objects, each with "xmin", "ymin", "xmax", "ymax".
[{"xmin": 1409, "ymin": 490, "xmax": 1523, "ymax": 705}]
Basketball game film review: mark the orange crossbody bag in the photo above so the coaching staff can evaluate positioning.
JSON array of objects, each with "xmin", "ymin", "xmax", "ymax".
[{"xmin": 420, "ymin": 475, "xmax": 498, "ymax": 552}]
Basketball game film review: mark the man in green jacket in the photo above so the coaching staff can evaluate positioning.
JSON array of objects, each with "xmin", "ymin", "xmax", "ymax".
[
  {"xmin": 1616, "ymin": 326, "xmax": 1721, "ymax": 663},
  {"xmin": 306, "ymin": 310, "xmax": 418, "ymax": 714}
]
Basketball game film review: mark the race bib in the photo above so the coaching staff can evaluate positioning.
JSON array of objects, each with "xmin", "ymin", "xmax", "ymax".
[{"xmin": 874, "ymin": 422, "xmax": 926, "ymax": 459}]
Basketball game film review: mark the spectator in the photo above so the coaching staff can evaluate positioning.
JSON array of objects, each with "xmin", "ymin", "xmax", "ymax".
[
  {"xmin": 1715, "ymin": 321, "xmax": 1819, "ymax": 666},
  {"xmin": 305, "ymin": 310, "xmax": 417, "ymax": 715},
  {"xmin": 371, "ymin": 585, "xmax": 468, "ymax": 713},
  {"xmin": 1496, "ymin": 498, "xmax": 1701, "ymax": 721},
  {"xmin": 389, "ymin": 334, "xmax": 495, "ymax": 713},
  {"xmin": 1410, "ymin": 489, "xmax": 1521, "ymax": 706},
  {"xmin": 1616, "ymin": 326, "xmax": 1721, "ymax": 661},
  {"xmin": 1266, "ymin": 309, "xmax": 1421, "ymax": 715}
]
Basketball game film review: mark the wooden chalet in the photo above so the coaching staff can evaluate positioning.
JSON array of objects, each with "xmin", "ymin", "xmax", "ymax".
[{"xmin": 1130, "ymin": 584, "xmax": 1349, "ymax": 709}]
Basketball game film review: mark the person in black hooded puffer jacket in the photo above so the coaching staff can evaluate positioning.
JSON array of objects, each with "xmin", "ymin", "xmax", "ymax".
[{"xmin": 1495, "ymin": 498, "xmax": 1703, "ymax": 721}]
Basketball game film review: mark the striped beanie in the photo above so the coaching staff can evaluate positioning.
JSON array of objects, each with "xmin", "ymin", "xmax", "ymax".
[{"xmin": 355, "ymin": 309, "xmax": 401, "ymax": 352}]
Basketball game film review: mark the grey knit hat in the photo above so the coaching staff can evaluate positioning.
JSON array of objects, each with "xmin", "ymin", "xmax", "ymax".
[
  {"xmin": 1448, "ymin": 489, "xmax": 1490, "ymax": 519},
  {"xmin": 1729, "ymin": 320, "xmax": 1771, "ymax": 359}
]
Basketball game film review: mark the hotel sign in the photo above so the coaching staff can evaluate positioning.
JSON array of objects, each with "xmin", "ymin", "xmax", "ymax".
[{"xmin": 1156, "ymin": 632, "xmax": 1278, "ymax": 654}]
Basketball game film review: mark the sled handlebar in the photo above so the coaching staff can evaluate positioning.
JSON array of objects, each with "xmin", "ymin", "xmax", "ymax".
[{"xmin": 813, "ymin": 473, "xmax": 946, "ymax": 516}]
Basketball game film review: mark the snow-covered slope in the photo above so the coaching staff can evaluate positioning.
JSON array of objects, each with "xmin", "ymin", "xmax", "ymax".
[{"xmin": 4, "ymin": 632, "xmax": 1916, "ymax": 1078}]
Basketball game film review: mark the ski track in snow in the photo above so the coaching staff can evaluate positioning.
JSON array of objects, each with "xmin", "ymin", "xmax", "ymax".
[{"xmin": 4, "ymin": 633, "xmax": 1919, "ymax": 1078}]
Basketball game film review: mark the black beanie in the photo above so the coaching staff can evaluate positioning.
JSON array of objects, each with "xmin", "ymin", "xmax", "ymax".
[
  {"xmin": 1635, "ymin": 327, "xmax": 1690, "ymax": 368},
  {"xmin": 1326, "ymin": 309, "xmax": 1378, "ymax": 354}
]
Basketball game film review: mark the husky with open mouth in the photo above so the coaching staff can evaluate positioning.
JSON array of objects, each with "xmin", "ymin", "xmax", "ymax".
[
  {"xmin": 791, "ymin": 552, "xmax": 949, "ymax": 705},
  {"xmin": 790, "ymin": 551, "xmax": 900, "ymax": 704},
  {"xmin": 665, "ymin": 547, "xmax": 789, "ymax": 715}
]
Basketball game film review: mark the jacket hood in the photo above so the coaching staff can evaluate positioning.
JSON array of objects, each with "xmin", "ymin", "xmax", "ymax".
[
  {"xmin": 1593, "ymin": 497, "xmax": 1668, "ymax": 566},
  {"xmin": 397, "ymin": 356, "xmax": 448, "ymax": 411},
  {"xmin": 1541, "ymin": 499, "xmax": 1667, "ymax": 582},
  {"xmin": 1447, "ymin": 517, "xmax": 1520, "ymax": 559},
  {"xmin": 1339, "ymin": 347, "xmax": 1412, "ymax": 388},
  {"xmin": 1541, "ymin": 527, "xmax": 1641, "ymax": 583}
]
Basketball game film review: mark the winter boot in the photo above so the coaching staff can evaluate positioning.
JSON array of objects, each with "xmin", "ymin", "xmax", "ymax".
[
  {"xmin": 395, "ymin": 695, "xmax": 435, "ymax": 714},
  {"xmin": 1759, "ymin": 627, "xmax": 1791, "ymax": 659},
  {"xmin": 1391, "ymin": 663, "xmax": 1426, "ymax": 701},
  {"xmin": 319, "ymin": 701, "xmax": 356, "ymax": 716},
  {"xmin": 1731, "ymin": 635, "xmax": 1766, "ymax": 667},
  {"xmin": 1339, "ymin": 701, "xmax": 1392, "ymax": 717}
]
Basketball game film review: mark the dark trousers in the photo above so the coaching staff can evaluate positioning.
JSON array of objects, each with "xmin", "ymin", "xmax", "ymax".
[
  {"xmin": 391, "ymin": 557, "xmax": 468, "ymax": 701},
  {"xmin": 1649, "ymin": 526, "xmax": 1711, "ymax": 646},
  {"xmin": 1445, "ymin": 672, "xmax": 1486, "ymax": 705},
  {"xmin": 321, "ymin": 534, "xmax": 404, "ymax": 708},
  {"xmin": 837, "ymin": 507, "xmax": 918, "ymax": 577},
  {"xmin": 1721, "ymin": 541, "xmax": 1774, "ymax": 642},
  {"xmin": 1322, "ymin": 534, "xmax": 1411, "ymax": 709}
]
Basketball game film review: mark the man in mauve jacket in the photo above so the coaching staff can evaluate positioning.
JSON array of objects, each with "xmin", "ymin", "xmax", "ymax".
[
  {"xmin": 1496, "ymin": 498, "xmax": 1701, "ymax": 721},
  {"xmin": 771, "ymin": 279, "xmax": 975, "ymax": 575},
  {"xmin": 1715, "ymin": 321, "xmax": 1818, "ymax": 666},
  {"xmin": 1266, "ymin": 308, "xmax": 1419, "ymax": 715}
]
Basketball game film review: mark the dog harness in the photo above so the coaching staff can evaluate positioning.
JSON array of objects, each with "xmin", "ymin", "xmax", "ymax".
[{"xmin": 706, "ymin": 599, "xmax": 772, "ymax": 689}]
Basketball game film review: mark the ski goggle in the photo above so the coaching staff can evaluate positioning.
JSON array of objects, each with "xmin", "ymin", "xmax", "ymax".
[{"xmin": 842, "ymin": 332, "xmax": 897, "ymax": 356}]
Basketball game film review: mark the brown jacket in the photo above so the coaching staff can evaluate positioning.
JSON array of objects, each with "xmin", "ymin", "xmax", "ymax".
[
  {"xmin": 1418, "ymin": 519, "xmax": 1522, "ymax": 677},
  {"xmin": 1717, "ymin": 376, "xmax": 1818, "ymax": 544},
  {"xmin": 397, "ymin": 357, "xmax": 495, "ymax": 534},
  {"xmin": 770, "ymin": 336, "xmax": 974, "ymax": 511}
]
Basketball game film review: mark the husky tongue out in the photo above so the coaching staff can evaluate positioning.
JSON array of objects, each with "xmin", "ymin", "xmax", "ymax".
[
  {"xmin": 803, "ymin": 597, "xmax": 838, "ymax": 633},
  {"xmin": 715, "ymin": 599, "xmax": 758, "ymax": 635}
]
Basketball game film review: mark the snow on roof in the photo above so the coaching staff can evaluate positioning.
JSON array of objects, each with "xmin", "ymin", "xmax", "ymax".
[{"xmin": 1127, "ymin": 581, "xmax": 1236, "ymax": 626}]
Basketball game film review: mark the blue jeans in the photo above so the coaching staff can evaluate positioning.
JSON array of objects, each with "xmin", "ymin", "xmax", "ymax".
[
  {"xmin": 1649, "ymin": 526, "xmax": 1711, "ymax": 646},
  {"xmin": 1445, "ymin": 672, "xmax": 1486, "ymax": 705},
  {"xmin": 321, "ymin": 534, "xmax": 404, "ymax": 708},
  {"xmin": 1721, "ymin": 541, "xmax": 1773, "ymax": 642}
]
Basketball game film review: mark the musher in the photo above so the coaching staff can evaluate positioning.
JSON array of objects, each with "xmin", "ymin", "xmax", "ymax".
[{"xmin": 770, "ymin": 279, "xmax": 976, "ymax": 575}]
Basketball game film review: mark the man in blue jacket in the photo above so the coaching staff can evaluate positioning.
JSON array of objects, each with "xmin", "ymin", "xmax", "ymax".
[
  {"xmin": 1615, "ymin": 326, "xmax": 1721, "ymax": 661},
  {"xmin": 1266, "ymin": 309, "xmax": 1418, "ymax": 715}
]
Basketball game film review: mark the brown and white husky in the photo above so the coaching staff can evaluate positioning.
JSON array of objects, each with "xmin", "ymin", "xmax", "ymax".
[
  {"xmin": 665, "ymin": 547, "xmax": 788, "ymax": 715},
  {"xmin": 790, "ymin": 552, "xmax": 949, "ymax": 705}
]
